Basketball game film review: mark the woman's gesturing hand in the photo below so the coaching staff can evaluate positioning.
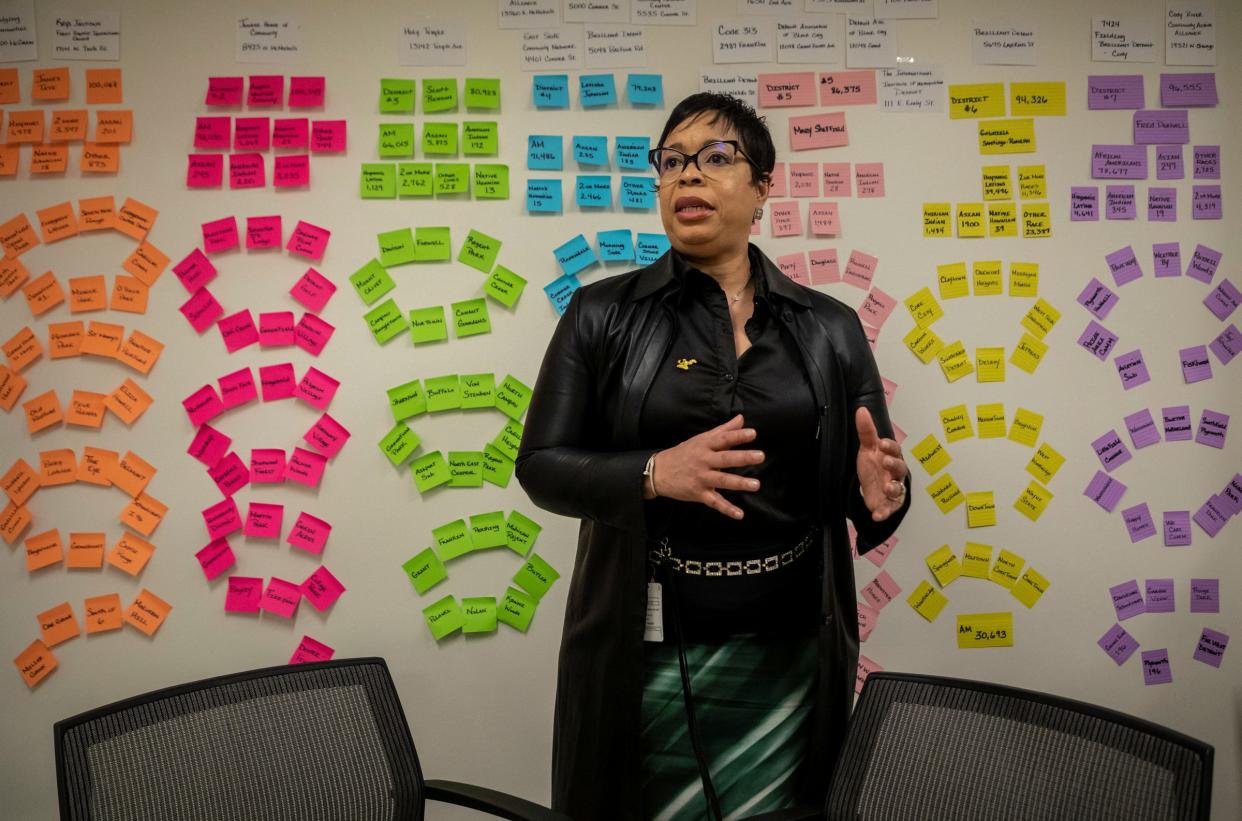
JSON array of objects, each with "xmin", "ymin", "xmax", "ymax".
[
  {"xmin": 856, "ymin": 406, "xmax": 909, "ymax": 522},
  {"xmin": 647, "ymin": 414, "xmax": 765, "ymax": 519}
]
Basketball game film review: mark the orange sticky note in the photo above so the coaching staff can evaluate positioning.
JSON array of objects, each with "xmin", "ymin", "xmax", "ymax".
[
  {"xmin": 3, "ymin": 325, "xmax": 41, "ymax": 371},
  {"xmin": 121, "ymin": 241, "xmax": 168, "ymax": 287},
  {"xmin": 120, "ymin": 492, "xmax": 167, "ymax": 537},
  {"xmin": 2, "ymin": 457, "xmax": 39, "ymax": 505},
  {"xmin": 23, "ymin": 389, "xmax": 63, "ymax": 434},
  {"xmin": 81, "ymin": 321, "xmax": 125, "ymax": 357},
  {"xmin": 1, "ymin": 212, "xmax": 41, "ymax": 257},
  {"xmin": 36, "ymin": 201, "xmax": 79, "ymax": 244},
  {"xmin": 125, "ymin": 588, "xmax": 172, "ymax": 637},
  {"xmin": 109, "ymin": 275, "xmax": 147, "ymax": 313},
  {"xmin": 31, "ymin": 68, "xmax": 70, "ymax": 101},
  {"xmin": 0, "ymin": 256, "xmax": 30, "ymax": 297},
  {"xmin": 78, "ymin": 196, "xmax": 116, "ymax": 231},
  {"xmin": 0, "ymin": 67, "xmax": 18, "ymax": 104},
  {"xmin": 68, "ymin": 275, "xmax": 108, "ymax": 312},
  {"xmin": 108, "ymin": 532, "xmax": 155, "ymax": 576},
  {"xmin": 64, "ymin": 390, "xmax": 106, "ymax": 428},
  {"xmin": 67, "ymin": 532, "xmax": 105, "ymax": 569},
  {"xmin": 1, "ymin": 500, "xmax": 32, "ymax": 545},
  {"xmin": 13, "ymin": 639, "xmax": 58, "ymax": 689},
  {"xmin": 38, "ymin": 448, "xmax": 77, "ymax": 486},
  {"xmin": 104, "ymin": 378, "xmax": 152, "ymax": 425},
  {"xmin": 49, "ymin": 110, "xmax": 88, "ymax": 142},
  {"xmin": 114, "ymin": 198, "xmax": 158, "ymax": 241},
  {"xmin": 23, "ymin": 271, "xmax": 64, "ymax": 316},
  {"xmin": 111, "ymin": 451, "xmax": 155, "ymax": 498},
  {"xmin": 93, "ymin": 110, "xmax": 132, "ymax": 144},
  {"xmin": 84, "ymin": 593, "xmax": 123, "ymax": 633},
  {"xmin": 81, "ymin": 142, "xmax": 120, "ymax": 174},
  {"xmin": 0, "ymin": 365, "xmax": 27, "ymax": 411},
  {"xmin": 115, "ymin": 329, "xmax": 163, "ymax": 374},
  {"xmin": 30, "ymin": 144, "xmax": 69, "ymax": 174},
  {"xmin": 37, "ymin": 602, "xmax": 81, "ymax": 647},
  {"xmin": 0, "ymin": 144, "xmax": 18, "ymax": 176},
  {"xmin": 78, "ymin": 447, "xmax": 118, "ymax": 486},
  {"xmin": 25, "ymin": 528, "xmax": 64, "ymax": 571},
  {"xmin": 6, "ymin": 110, "xmax": 45, "ymax": 143},
  {"xmin": 85, "ymin": 68, "xmax": 123, "ymax": 104},
  {"xmin": 47, "ymin": 321, "xmax": 84, "ymax": 359}
]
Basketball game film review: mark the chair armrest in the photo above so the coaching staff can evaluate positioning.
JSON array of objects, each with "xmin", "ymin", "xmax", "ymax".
[
  {"xmin": 738, "ymin": 805, "xmax": 823, "ymax": 821},
  {"xmin": 424, "ymin": 779, "xmax": 575, "ymax": 821}
]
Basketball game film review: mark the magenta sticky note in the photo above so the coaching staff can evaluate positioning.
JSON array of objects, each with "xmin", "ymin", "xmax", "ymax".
[
  {"xmin": 250, "ymin": 448, "xmax": 287, "ymax": 484},
  {"xmin": 1084, "ymin": 470, "xmax": 1126, "ymax": 512},
  {"xmin": 1105, "ymin": 185, "xmax": 1136, "ymax": 220},
  {"xmin": 757, "ymin": 72, "xmax": 816, "ymax": 108},
  {"xmin": 775, "ymin": 252, "xmax": 809, "ymax": 285},
  {"xmin": 1204, "ymin": 279, "xmax": 1239, "ymax": 321},
  {"xmin": 233, "ymin": 117, "xmax": 271, "ymax": 151},
  {"xmin": 248, "ymin": 75, "xmax": 284, "ymax": 107},
  {"xmin": 1086, "ymin": 75, "xmax": 1143, "ymax": 110},
  {"xmin": 208, "ymin": 451, "xmax": 250, "ymax": 497},
  {"xmin": 1091, "ymin": 145, "xmax": 1147, "ymax": 179},
  {"xmin": 1144, "ymin": 578, "xmax": 1175, "ymax": 613},
  {"xmin": 261, "ymin": 577, "xmax": 302, "ymax": 618},
  {"xmin": 1098, "ymin": 623, "xmax": 1139, "ymax": 666},
  {"xmin": 789, "ymin": 163, "xmax": 819, "ymax": 197},
  {"xmin": 290, "ymin": 267, "xmax": 336, "ymax": 313},
  {"xmin": 188, "ymin": 423, "xmax": 233, "ymax": 468},
  {"xmin": 1155, "ymin": 145, "xmax": 1183, "ymax": 180},
  {"xmin": 246, "ymin": 215, "xmax": 282, "ymax": 249},
  {"xmin": 843, "ymin": 250, "xmax": 877, "ymax": 290},
  {"xmin": 206, "ymin": 76, "xmax": 244, "ymax": 106},
  {"xmin": 286, "ymin": 220, "xmax": 331, "ymax": 261},
  {"xmin": 1193, "ymin": 145, "xmax": 1220, "ymax": 179},
  {"xmin": 196, "ymin": 537, "xmax": 236, "ymax": 581},
  {"xmin": 1192, "ymin": 497, "xmax": 1228, "ymax": 538},
  {"xmin": 218, "ymin": 366, "xmax": 258, "ymax": 410},
  {"xmin": 288, "ymin": 76, "xmax": 326, "ymax": 108},
  {"xmin": 809, "ymin": 248, "xmax": 840, "ymax": 285},
  {"xmin": 860, "ymin": 570, "xmax": 901, "ymax": 610},
  {"xmin": 1164, "ymin": 510, "xmax": 1191, "ymax": 546},
  {"xmin": 273, "ymin": 118, "xmax": 309, "ymax": 148},
  {"xmin": 202, "ymin": 497, "xmax": 242, "ymax": 540},
  {"xmin": 285, "ymin": 447, "xmax": 328, "ymax": 488},
  {"xmin": 1109, "ymin": 579, "xmax": 1145, "ymax": 621},
  {"xmin": 1180, "ymin": 345, "xmax": 1212, "ymax": 383},
  {"xmin": 1113, "ymin": 350, "xmax": 1149, "ymax": 390},
  {"xmin": 1190, "ymin": 578, "xmax": 1220, "ymax": 613},
  {"xmin": 245, "ymin": 502, "xmax": 284, "ymax": 539},
  {"xmin": 290, "ymin": 635, "xmax": 335, "ymax": 664},
  {"xmin": 187, "ymin": 154, "xmax": 225, "ymax": 188},
  {"xmin": 1141, "ymin": 649, "xmax": 1172, "ymax": 685},
  {"xmin": 225, "ymin": 576, "xmax": 264, "ymax": 613},
  {"xmin": 1210, "ymin": 324, "xmax": 1240, "ymax": 365},
  {"xmin": 1163, "ymin": 406, "xmax": 1192, "ymax": 441},
  {"xmin": 229, "ymin": 153, "xmax": 266, "ymax": 189},
  {"xmin": 808, "ymin": 202, "xmax": 840, "ymax": 237},
  {"xmin": 1105, "ymin": 246, "xmax": 1141, "ymax": 286},
  {"xmin": 258, "ymin": 311, "xmax": 296, "ymax": 347},
  {"xmin": 1160, "ymin": 73, "xmax": 1217, "ymax": 107},
  {"xmin": 1196, "ymin": 409, "xmax": 1228, "ymax": 449},
  {"xmin": 1184, "ymin": 244, "xmax": 1220, "ymax": 283},
  {"xmin": 217, "ymin": 309, "xmax": 260, "ymax": 353},
  {"xmin": 294, "ymin": 313, "xmax": 334, "ymax": 356},
  {"xmin": 858, "ymin": 287, "xmax": 898, "ymax": 329},
  {"xmin": 822, "ymin": 163, "xmax": 851, "ymax": 197},
  {"xmin": 1077, "ymin": 277, "xmax": 1118, "ymax": 319},
  {"xmin": 288, "ymin": 511, "xmax": 332, "ymax": 553},
  {"xmin": 1121, "ymin": 503, "xmax": 1156, "ymax": 543},
  {"xmin": 311, "ymin": 120, "xmax": 346, "ymax": 153},
  {"xmin": 1124, "ymin": 409, "xmax": 1160, "ymax": 449},
  {"xmin": 1069, "ymin": 187, "xmax": 1098, "ymax": 221},
  {"xmin": 173, "ymin": 248, "xmax": 218, "ymax": 293},
  {"xmin": 789, "ymin": 112, "xmax": 848, "ymax": 151},
  {"xmin": 1191, "ymin": 185, "xmax": 1222, "ymax": 220},
  {"xmin": 1093, "ymin": 429, "xmax": 1133, "ymax": 471},
  {"xmin": 201, "ymin": 216, "xmax": 240, "ymax": 254},
  {"xmin": 1147, "ymin": 189, "xmax": 1176, "ymax": 222},
  {"xmin": 856, "ymin": 602, "xmax": 879, "ymax": 642},
  {"xmin": 767, "ymin": 162, "xmax": 787, "ymax": 197},
  {"xmin": 302, "ymin": 565, "xmax": 345, "ymax": 612},
  {"xmin": 259, "ymin": 362, "xmax": 297, "ymax": 401},
  {"xmin": 194, "ymin": 116, "xmax": 231, "ymax": 149},
  {"xmin": 1078, "ymin": 320, "xmax": 1118, "ymax": 361},
  {"xmin": 855, "ymin": 163, "xmax": 884, "ymax": 198},
  {"xmin": 183, "ymin": 384, "xmax": 225, "ymax": 427},
  {"xmin": 304, "ymin": 412, "xmax": 351, "ymax": 458},
  {"xmin": 273, "ymin": 154, "xmax": 310, "ymax": 188},
  {"xmin": 1194, "ymin": 628, "xmax": 1228, "ymax": 668},
  {"xmin": 768, "ymin": 201, "xmax": 802, "ymax": 237}
]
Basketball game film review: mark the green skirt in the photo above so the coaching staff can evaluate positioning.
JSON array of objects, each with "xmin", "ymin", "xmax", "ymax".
[{"xmin": 640, "ymin": 632, "xmax": 818, "ymax": 820}]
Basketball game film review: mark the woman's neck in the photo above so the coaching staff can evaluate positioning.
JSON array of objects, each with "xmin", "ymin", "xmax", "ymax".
[{"xmin": 683, "ymin": 245, "xmax": 752, "ymax": 296}]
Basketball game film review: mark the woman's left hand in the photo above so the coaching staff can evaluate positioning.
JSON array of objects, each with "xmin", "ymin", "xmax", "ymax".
[{"xmin": 855, "ymin": 406, "xmax": 909, "ymax": 522}]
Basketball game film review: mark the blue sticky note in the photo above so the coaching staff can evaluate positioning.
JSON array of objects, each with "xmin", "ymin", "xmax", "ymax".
[
  {"xmin": 526, "ymin": 179, "xmax": 563, "ymax": 213},
  {"xmin": 544, "ymin": 274, "xmax": 581, "ymax": 316},
  {"xmin": 527, "ymin": 135, "xmax": 564, "ymax": 170},
  {"xmin": 615, "ymin": 136, "xmax": 651, "ymax": 171},
  {"xmin": 576, "ymin": 175, "xmax": 613, "ymax": 208},
  {"xmin": 533, "ymin": 75, "xmax": 570, "ymax": 109},
  {"xmin": 579, "ymin": 74, "xmax": 617, "ymax": 108},
  {"xmin": 597, "ymin": 230, "xmax": 635, "ymax": 262},
  {"xmin": 626, "ymin": 74, "xmax": 664, "ymax": 107},
  {"xmin": 554, "ymin": 234, "xmax": 599, "ymax": 276},
  {"xmin": 620, "ymin": 176, "xmax": 656, "ymax": 210},
  {"xmin": 635, "ymin": 232, "xmax": 671, "ymax": 266},
  {"xmin": 572, "ymin": 136, "xmax": 609, "ymax": 167}
]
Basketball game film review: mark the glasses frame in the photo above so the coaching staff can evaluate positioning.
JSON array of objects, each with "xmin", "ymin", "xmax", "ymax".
[{"xmin": 647, "ymin": 140, "xmax": 757, "ymax": 180}]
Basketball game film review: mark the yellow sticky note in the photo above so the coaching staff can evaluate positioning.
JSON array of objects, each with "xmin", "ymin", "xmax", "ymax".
[
  {"xmin": 1008, "ymin": 261, "xmax": 1039, "ymax": 296},
  {"xmin": 904, "ymin": 326, "xmax": 945, "ymax": 364},
  {"xmin": 956, "ymin": 203, "xmax": 985, "ymax": 238},
  {"xmin": 988, "ymin": 202, "xmax": 1018, "ymax": 236},
  {"xmin": 1013, "ymin": 481, "xmax": 1054, "ymax": 522},
  {"xmin": 1011, "ymin": 566, "xmax": 1050, "ymax": 608},
  {"xmin": 911, "ymin": 434, "xmax": 952, "ymax": 476},
  {"xmin": 972, "ymin": 260, "xmax": 1003, "ymax": 295},
  {"xmin": 904, "ymin": 287, "xmax": 943, "ymax": 328},
  {"xmin": 978, "ymin": 119, "xmax": 1036, "ymax": 154},
  {"xmin": 1008, "ymin": 408, "xmax": 1043, "ymax": 447},
  {"xmin": 1021, "ymin": 202, "xmax": 1051, "ymax": 238},
  {"xmin": 961, "ymin": 542, "xmax": 993, "ymax": 579},
  {"xmin": 1017, "ymin": 164, "xmax": 1046, "ymax": 199},
  {"xmin": 1010, "ymin": 82, "xmax": 1066, "ymax": 116},
  {"xmin": 926, "ymin": 544, "xmax": 962, "ymax": 587},
  {"xmin": 923, "ymin": 203, "xmax": 951, "ymax": 238},
  {"xmin": 966, "ymin": 491, "xmax": 996, "ymax": 528},
  {"xmin": 1025, "ymin": 442, "xmax": 1065, "ymax": 484},
  {"xmin": 957, "ymin": 612, "xmax": 1014, "ymax": 648},
  {"xmin": 937, "ymin": 341, "xmax": 974, "ymax": 383},
  {"xmin": 907, "ymin": 580, "xmax": 949, "ymax": 623},
  {"xmin": 976, "ymin": 348, "xmax": 1006, "ymax": 383},
  {"xmin": 981, "ymin": 165, "xmax": 1012, "ymax": 201},
  {"xmin": 937, "ymin": 262, "xmax": 969, "ymax": 299},
  {"xmin": 1020, "ymin": 299, "xmax": 1060, "ymax": 339},
  {"xmin": 989, "ymin": 549, "xmax": 1024, "ymax": 589},
  {"xmin": 940, "ymin": 404, "xmax": 974, "ymax": 442},
  {"xmin": 926, "ymin": 473, "xmax": 964, "ymax": 514},
  {"xmin": 977, "ymin": 403, "xmax": 1006, "ymax": 438},
  {"xmin": 948, "ymin": 83, "xmax": 1006, "ymax": 119},
  {"xmin": 1009, "ymin": 333, "xmax": 1048, "ymax": 374}
]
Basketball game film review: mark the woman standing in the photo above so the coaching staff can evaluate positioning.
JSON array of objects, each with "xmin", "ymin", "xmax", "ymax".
[{"xmin": 516, "ymin": 93, "xmax": 910, "ymax": 820}]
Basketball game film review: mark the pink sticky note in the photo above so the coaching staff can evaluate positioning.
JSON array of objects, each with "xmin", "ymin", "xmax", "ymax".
[
  {"xmin": 288, "ymin": 511, "xmax": 332, "ymax": 553},
  {"xmin": 858, "ymin": 287, "xmax": 898, "ymax": 328},
  {"xmin": 789, "ymin": 163, "xmax": 820, "ymax": 197},
  {"xmin": 295, "ymin": 313, "xmax": 335, "ymax": 356},
  {"xmin": 857, "ymin": 601, "xmax": 880, "ymax": 641},
  {"xmin": 866, "ymin": 535, "xmax": 897, "ymax": 569},
  {"xmin": 261, "ymin": 577, "xmax": 302, "ymax": 618},
  {"xmin": 218, "ymin": 367, "xmax": 258, "ymax": 409},
  {"xmin": 250, "ymin": 448, "xmax": 287, "ymax": 483},
  {"xmin": 246, "ymin": 215, "xmax": 282, "ymax": 249},
  {"xmin": 290, "ymin": 267, "xmax": 336, "ymax": 313},
  {"xmin": 244, "ymin": 502, "xmax": 284, "ymax": 538},
  {"xmin": 768, "ymin": 162, "xmax": 787, "ymax": 197},
  {"xmin": 202, "ymin": 497, "xmax": 242, "ymax": 540},
  {"xmin": 775, "ymin": 252, "xmax": 810, "ymax": 285},
  {"xmin": 757, "ymin": 72, "xmax": 817, "ymax": 108},
  {"xmin": 273, "ymin": 118, "xmax": 309, "ymax": 149},
  {"xmin": 196, "ymin": 537, "xmax": 236, "ymax": 580},
  {"xmin": 225, "ymin": 576, "xmax": 264, "ymax": 613},
  {"xmin": 304, "ymin": 412, "xmax": 351, "ymax": 458},
  {"xmin": 809, "ymin": 202, "xmax": 841, "ymax": 237},
  {"xmin": 206, "ymin": 76, "xmax": 244, "ymax": 106},
  {"xmin": 288, "ymin": 76, "xmax": 326, "ymax": 108},
  {"xmin": 258, "ymin": 311, "xmax": 296, "ymax": 347},
  {"xmin": 273, "ymin": 154, "xmax": 310, "ymax": 188},
  {"xmin": 201, "ymin": 216, "xmax": 240, "ymax": 254},
  {"xmin": 302, "ymin": 565, "xmax": 345, "ymax": 612},
  {"xmin": 217, "ymin": 309, "xmax": 260, "ymax": 353},
  {"xmin": 180, "ymin": 287, "xmax": 224, "ymax": 332},
  {"xmin": 856, "ymin": 654, "xmax": 883, "ymax": 694},
  {"xmin": 183, "ymin": 384, "xmax": 225, "ymax": 426},
  {"xmin": 187, "ymin": 154, "xmax": 225, "ymax": 188},
  {"xmin": 285, "ymin": 447, "xmax": 328, "ymax": 488},
  {"xmin": 769, "ymin": 201, "xmax": 802, "ymax": 237},
  {"xmin": 259, "ymin": 362, "xmax": 297, "ymax": 401},
  {"xmin": 823, "ymin": 163, "xmax": 852, "ymax": 197},
  {"xmin": 188, "ymin": 423, "xmax": 233, "ymax": 468},
  {"xmin": 173, "ymin": 248, "xmax": 218, "ymax": 293},
  {"xmin": 809, "ymin": 248, "xmax": 841, "ymax": 285},
  {"xmin": 860, "ymin": 569, "xmax": 902, "ymax": 610},
  {"xmin": 194, "ymin": 117, "xmax": 231, "ymax": 149},
  {"xmin": 287, "ymin": 220, "xmax": 330, "ymax": 261},
  {"xmin": 311, "ymin": 120, "xmax": 347, "ymax": 153},
  {"xmin": 229, "ymin": 153, "xmax": 266, "ymax": 189},
  {"xmin": 248, "ymin": 75, "xmax": 284, "ymax": 107},
  {"xmin": 819, "ymin": 70, "xmax": 878, "ymax": 106},
  {"xmin": 790, "ymin": 112, "xmax": 848, "ymax": 151},
  {"xmin": 233, "ymin": 117, "xmax": 271, "ymax": 151},
  {"xmin": 855, "ymin": 163, "xmax": 885, "ymax": 197},
  {"xmin": 208, "ymin": 451, "xmax": 251, "ymax": 497},
  {"xmin": 290, "ymin": 635, "xmax": 335, "ymax": 664},
  {"xmin": 843, "ymin": 250, "xmax": 878, "ymax": 289}
]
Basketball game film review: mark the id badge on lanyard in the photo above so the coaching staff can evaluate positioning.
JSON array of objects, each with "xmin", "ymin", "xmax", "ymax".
[{"xmin": 644, "ymin": 581, "xmax": 664, "ymax": 642}]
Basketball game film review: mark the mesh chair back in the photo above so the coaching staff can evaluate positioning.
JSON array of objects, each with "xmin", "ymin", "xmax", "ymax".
[
  {"xmin": 55, "ymin": 658, "xmax": 425, "ymax": 821},
  {"xmin": 826, "ymin": 672, "xmax": 1212, "ymax": 821}
]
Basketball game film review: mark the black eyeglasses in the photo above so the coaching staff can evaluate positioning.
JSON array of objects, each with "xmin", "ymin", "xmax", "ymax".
[{"xmin": 647, "ymin": 140, "xmax": 756, "ymax": 180}]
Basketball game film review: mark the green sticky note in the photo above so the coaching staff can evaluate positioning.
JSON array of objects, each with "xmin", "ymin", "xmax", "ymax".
[
  {"xmin": 380, "ymin": 78, "xmax": 416, "ymax": 113},
  {"xmin": 464, "ymin": 77, "xmax": 501, "ymax": 109},
  {"xmin": 460, "ymin": 372, "xmax": 496, "ymax": 409},
  {"xmin": 411, "ymin": 450, "xmax": 451, "ymax": 493},
  {"xmin": 424, "ymin": 374, "xmax": 461, "ymax": 412},
  {"xmin": 491, "ymin": 418, "xmax": 523, "ymax": 462},
  {"xmin": 387, "ymin": 379, "xmax": 426, "ymax": 421},
  {"xmin": 365, "ymin": 298, "xmax": 409, "ymax": 344},
  {"xmin": 409, "ymin": 306, "xmax": 448, "ymax": 344},
  {"xmin": 379, "ymin": 422, "xmax": 421, "ymax": 467},
  {"xmin": 398, "ymin": 162, "xmax": 433, "ymax": 197},
  {"xmin": 484, "ymin": 265, "xmax": 526, "ymax": 309},
  {"xmin": 422, "ymin": 122, "xmax": 458, "ymax": 155},
  {"xmin": 505, "ymin": 510, "xmax": 542, "ymax": 556},
  {"xmin": 434, "ymin": 163, "xmax": 469, "ymax": 194},
  {"xmin": 498, "ymin": 586, "xmax": 537, "ymax": 632},
  {"xmin": 433, "ymin": 518, "xmax": 474, "ymax": 561},
  {"xmin": 422, "ymin": 78, "xmax": 458, "ymax": 112},
  {"xmin": 377, "ymin": 227, "xmax": 416, "ymax": 267},
  {"xmin": 462, "ymin": 597, "xmax": 498, "ymax": 633},
  {"xmin": 513, "ymin": 553, "xmax": 560, "ymax": 601},
  {"xmin": 453, "ymin": 298, "xmax": 492, "ymax": 338},
  {"xmin": 360, "ymin": 163, "xmax": 397, "ymax": 198},
  {"xmin": 402, "ymin": 547, "xmax": 447, "ymax": 595},
  {"xmin": 461, "ymin": 121, "xmax": 498, "ymax": 155},
  {"xmin": 422, "ymin": 594, "xmax": 464, "ymax": 640},
  {"xmin": 448, "ymin": 451, "xmax": 484, "ymax": 487},
  {"xmin": 349, "ymin": 258, "xmax": 395, "ymax": 305},
  {"xmin": 413, "ymin": 226, "xmax": 452, "ymax": 261},
  {"xmin": 473, "ymin": 164, "xmax": 509, "ymax": 199},
  {"xmin": 494, "ymin": 374, "xmax": 533, "ymax": 421},
  {"xmin": 482, "ymin": 444, "xmax": 514, "ymax": 488},
  {"xmin": 469, "ymin": 511, "xmax": 508, "ymax": 549},
  {"xmin": 379, "ymin": 123, "xmax": 415, "ymax": 157},
  {"xmin": 457, "ymin": 229, "xmax": 502, "ymax": 273}
]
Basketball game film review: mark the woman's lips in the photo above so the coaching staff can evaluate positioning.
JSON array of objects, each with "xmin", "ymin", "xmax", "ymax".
[{"xmin": 674, "ymin": 196, "xmax": 714, "ymax": 220}]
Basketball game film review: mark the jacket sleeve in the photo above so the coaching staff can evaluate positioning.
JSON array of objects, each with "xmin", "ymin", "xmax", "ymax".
[{"xmin": 515, "ymin": 289, "xmax": 653, "ymax": 535}]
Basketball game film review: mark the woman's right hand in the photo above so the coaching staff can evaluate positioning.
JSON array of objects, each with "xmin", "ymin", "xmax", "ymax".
[{"xmin": 647, "ymin": 414, "xmax": 765, "ymax": 519}]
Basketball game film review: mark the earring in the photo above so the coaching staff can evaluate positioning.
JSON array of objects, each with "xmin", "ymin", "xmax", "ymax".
[{"xmin": 753, "ymin": 207, "xmax": 764, "ymax": 220}]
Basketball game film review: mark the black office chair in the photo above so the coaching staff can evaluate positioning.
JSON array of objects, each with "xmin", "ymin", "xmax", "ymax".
[{"xmin": 55, "ymin": 657, "xmax": 570, "ymax": 821}]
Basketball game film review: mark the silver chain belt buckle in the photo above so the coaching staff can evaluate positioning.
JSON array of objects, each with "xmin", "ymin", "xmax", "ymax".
[{"xmin": 648, "ymin": 529, "xmax": 816, "ymax": 577}]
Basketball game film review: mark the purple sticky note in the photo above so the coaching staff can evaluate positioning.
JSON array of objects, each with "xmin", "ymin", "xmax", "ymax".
[
  {"xmin": 1085, "ymin": 470, "xmax": 1127, "ymax": 512},
  {"xmin": 1092, "ymin": 429, "xmax": 1133, "ymax": 471},
  {"xmin": 1087, "ymin": 75, "xmax": 1144, "ymax": 110},
  {"xmin": 1190, "ymin": 579, "xmax": 1220, "ymax": 613},
  {"xmin": 1122, "ymin": 503, "xmax": 1156, "ymax": 543},
  {"xmin": 1077, "ymin": 277, "xmax": 1119, "ymax": 319},
  {"xmin": 1105, "ymin": 186, "xmax": 1136, "ymax": 220},
  {"xmin": 1180, "ymin": 345, "xmax": 1212, "ymax": 383},
  {"xmin": 1113, "ymin": 350, "xmax": 1150, "ymax": 390},
  {"xmin": 1184, "ymin": 244, "xmax": 1221, "ymax": 283},
  {"xmin": 1193, "ymin": 145, "xmax": 1220, "ymax": 179},
  {"xmin": 1222, "ymin": 476, "xmax": 1242, "ymax": 517},
  {"xmin": 1193, "ymin": 497, "xmax": 1229, "ymax": 538},
  {"xmin": 1110, "ymin": 579, "xmax": 1145, "ymax": 621},
  {"xmin": 1125, "ymin": 409, "xmax": 1161, "ymax": 448},
  {"xmin": 1069, "ymin": 187, "xmax": 1098, "ymax": 221},
  {"xmin": 1155, "ymin": 145, "xmax": 1183, "ymax": 180},
  {"xmin": 1098, "ymin": 623, "xmax": 1140, "ymax": 666},
  {"xmin": 1194, "ymin": 628, "xmax": 1229, "ymax": 668},
  {"xmin": 1141, "ymin": 649, "xmax": 1172, "ymax": 685},
  {"xmin": 1105, "ymin": 246, "xmax": 1142, "ymax": 286},
  {"xmin": 1209, "ymin": 324, "xmax": 1240, "ymax": 365},
  {"xmin": 1160, "ymin": 73, "xmax": 1217, "ymax": 107},
  {"xmin": 1192, "ymin": 185, "xmax": 1222, "ymax": 220},
  {"xmin": 1163, "ymin": 510, "xmax": 1191, "ymax": 546},
  {"xmin": 1147, "ymin": 190, "xmax": 1177, "ymax": 222},
  {"xmin": 1092, "ymin": 145, "xmax": 1147, "ymax": 179},
  {"xmin": 1204, "ymin": 279, "xmax": 1239, "ymax": 321},
  {"xmin": 1133, "ymin": 110, "xmax": 1189, "ymax": 145},
  {"xmin": 1144, "ymin": 579, "xmax": 1175, "ymax": 613},
  {"xmin": 1195, "ymin": 409, "xmax": 1228, "ymax": 449},
  {"xmin": 1078, "ymin": 320, "xmax": 1119, "ymax": 360},
  {"xmin": 1151, "ymin": 243, "xmax": 1180, "ymax": 277},
  {"xmin": 1163, "ymin": 406, "xmax": 1192, "ymax": 441}
]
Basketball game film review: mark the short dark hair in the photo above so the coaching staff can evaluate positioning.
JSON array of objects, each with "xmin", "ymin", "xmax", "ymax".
[{"xmin": 656, "ymin": 92, "xmax": 775, "ymax": 186}]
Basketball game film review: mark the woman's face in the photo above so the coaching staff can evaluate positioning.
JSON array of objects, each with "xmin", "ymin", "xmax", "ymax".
[{"xmin": 656, "ymin": 113, "xmax": 769, "ymax": 262}]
